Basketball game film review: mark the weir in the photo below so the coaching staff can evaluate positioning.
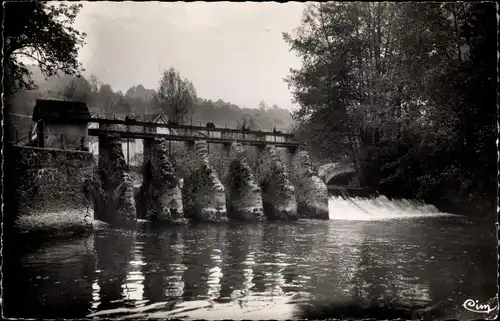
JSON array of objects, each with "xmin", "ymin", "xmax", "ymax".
[
  {"xmin": 9, "ymin": 99, "xmax": 332, "ymax": 227},
  {"xmin": 328, "ymin": 195, "xmax": 455, "ymax": 221}
]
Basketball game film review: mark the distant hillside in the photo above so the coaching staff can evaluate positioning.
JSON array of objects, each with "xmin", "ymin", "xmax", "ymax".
[{"xmin": 6, "ymin": 65, "xmax": 296, "ymax": 133}]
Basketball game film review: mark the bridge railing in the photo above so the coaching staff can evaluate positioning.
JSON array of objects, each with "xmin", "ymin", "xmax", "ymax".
[
  {"xmin": 8, "ymin": 127, "xmax": 300, "ymax": 156},
  {"xmin": 89, "ymin": 122, "xmax": 295, "ymax": 144},
  {"xmin": 88, "ymin": 113, "xmax": 295, "ymax": 136},
  {"xmin": 8, "ymin": 127, "xmax": 296, "ymax": 150},
  {"xmin": 90, "ymin": 126, "xmax": 294, "ymax": 145}
]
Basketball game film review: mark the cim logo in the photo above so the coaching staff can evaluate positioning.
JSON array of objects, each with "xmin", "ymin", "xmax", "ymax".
[{"xmin": 463, "ymin": 298, "xmax": 498, "ymax": 314}]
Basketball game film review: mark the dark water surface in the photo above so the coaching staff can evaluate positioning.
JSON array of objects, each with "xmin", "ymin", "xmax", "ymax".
[{"xmin": 3, "ymin": 202, "xmax": 497, "ymax": 320}]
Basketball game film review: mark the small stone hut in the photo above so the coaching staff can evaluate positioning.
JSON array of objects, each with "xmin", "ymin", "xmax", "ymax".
[{"xmin": 32, "ymin": 99, "xmax": 91, "ymax": 150}]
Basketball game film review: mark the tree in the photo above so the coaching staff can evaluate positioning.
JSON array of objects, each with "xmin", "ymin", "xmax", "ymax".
[
  {"xmin": 89, "ymin": 75, "xmax": 101, "ymax": 93},
  {"xmin": 115, "ymin": 98, "xmax": 133, "ymax": 115},
  {"xmin": 283, "ymin": 2, "xmax": 496, "ymax": 214},
  {"xmin": 98, "ymin": 84, "xmax": 121, "ymax": 113},
  {"xmin": 237, "ymin": 114, "xmax": 259, "ymax": 131},
  {"xmin": 60, "ymin": 76, "xmax": 91, "ymax": 103},
  {"xmin": 4, "ymin": 1, "xmax": 86, "ymax": 95},
  {"xmin": 125, "ymin": 84, "xmax": 158, "ymax": 115},
  {"xmin": 283, "ymin": 2, "xmax": 460, "ymax": 163},
  {"xmin": 156, "ymin": 67, "xmax": 197, "ymax": 124},
  {"xmin": 283, "ymin": 3, "xmax": 373, "ymax": 165}
]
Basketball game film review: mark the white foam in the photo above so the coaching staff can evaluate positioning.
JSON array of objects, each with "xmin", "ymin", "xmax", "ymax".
[{"xmin": 328, "ymin": 195, "xmax": 455, "ymax": 221}]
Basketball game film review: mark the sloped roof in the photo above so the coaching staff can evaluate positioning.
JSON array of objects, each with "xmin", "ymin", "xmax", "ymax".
[
  {"xmin": 142, "ymin": 111, "xmax": 169, "ymax": 123},
  {"xmin": 32, "ymin": 99, "xmax": 90, "ymax": 122},
  {"xmin": 142, "ymin": 113, "xmax": 159, "ymax": 122}
]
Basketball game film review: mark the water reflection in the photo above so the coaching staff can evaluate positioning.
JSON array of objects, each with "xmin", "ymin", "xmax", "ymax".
[
  {"xmin": 241, "ymin": 251, "xmax": 256, "ymax": 295},
  {"xmin": 93, "ymin": 230, "xmax": 136, "ymax": 311},
  {"xmin": 182, "ymin": 225, "xmax": 216, "ymax": 300},
  {"xmin": 141, "ymin": 226, "xmax": 186, "ymax": 304},
  {"xmin": 260, "ymin": 224, "xmax": 293, "ymax": 297},
  {"xmin": 218, "ymin": 223, "xmax": 263, "ymax": 301},
  {"xmin": 207, "ymin": 248, "xmax": 224, "ymax": 299},
  {"xmin": 91, "ymin": 279, "xmax": 100, "ymax": 310},
  {"xmin": 4, "ymin": 215, "xmax": 497, "ymax": 320},
  {"xmin": 121, "ymin": 240, "xmax": 146, "ymax": 306},
  {"xmin": 281, "ymin": 223, "xmax": 316, "ymax": 293},
  {"xmin": 313, "ymin": 217, "xmax": 497, "ymax": 319},
  {"xmin": 4, "ymin": 235, "xmax": 96, "ymax": 318},
  {"xmin": 204, "ymin": 225, "xmax": 228, "ymax": 300}
]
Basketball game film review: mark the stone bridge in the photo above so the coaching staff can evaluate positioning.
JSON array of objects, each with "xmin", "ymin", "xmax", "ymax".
[
  {"xmin": 9, "ymin": 99, "xmax": 330, "ymax": 227},
  {"xmin": 96, "ymin": 134, "xmax": 329, "ymax": 225},
  {"xmin": 82, "ymin": 115, "xmax": 328, "ymax": 225},
  {"xmin": 318, "ymin": 163, "xmax": 357, "ymax": 185}
]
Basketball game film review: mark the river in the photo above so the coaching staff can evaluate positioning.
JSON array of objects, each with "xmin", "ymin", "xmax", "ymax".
[{"xmin": 3, "ymin": 195, "xmax": 497, "ymax": 320}]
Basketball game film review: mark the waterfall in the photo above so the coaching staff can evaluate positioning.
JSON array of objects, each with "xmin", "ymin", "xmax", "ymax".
[{"xmin": 328, "ymin": 195, "xmax": 456, "ymax": 221}]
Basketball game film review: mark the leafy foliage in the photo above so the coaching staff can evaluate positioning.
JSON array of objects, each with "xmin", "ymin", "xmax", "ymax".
[
  {"xmin": 237, "ymin": 114, "xmax": 260, "ymax": 131},
  {"xmin": 4, "ymin": 1, "xmax": 86, "ymax": 94},
  {"xmin": 284, "ymin": 2, "xmax": 496, "ymax": 215},
  {"xmin": 156, "ymin": 67, "xmax": 197, "ymax": 124}
]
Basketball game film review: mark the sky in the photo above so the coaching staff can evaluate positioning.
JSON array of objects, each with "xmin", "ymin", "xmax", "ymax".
[{"xmin": 74, "ymin": 2, "xmax": 306, "ymax": 110}]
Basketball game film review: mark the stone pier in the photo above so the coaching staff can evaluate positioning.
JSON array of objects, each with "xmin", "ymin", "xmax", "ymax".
[
  {"xmin": 225, "ymin": 143, "xmax": 264, "ymax": 221},
  {"xmin": 182, "ymin": 141, "xmax": 228, "ymax": 222},
  {"xmin": 97, "ymin": 135, "xmax": 136, "ymax": 226},
  {"xmin": 290, "ymin": 150, "xmax": 329, "ymax": 219},
  {"xmin": 5, "ymin": 145, "xmax": 98, "ymax": 235},
  {"xmin": 138, "ymin": 138, "xmax": 186, "ymax": 224},
  {"xmin": 256, "ymin": 145, "xmax": 297, "ymax": 220}
]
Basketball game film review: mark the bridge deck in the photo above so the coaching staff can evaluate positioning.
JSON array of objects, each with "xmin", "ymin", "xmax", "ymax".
[
  {"xmin": 88, "ymin": 128, "xmax": 302, "ymax": 149},
  {"xmin": 87, "ymin": 117, "xmax": 293, "ymax": 138}
]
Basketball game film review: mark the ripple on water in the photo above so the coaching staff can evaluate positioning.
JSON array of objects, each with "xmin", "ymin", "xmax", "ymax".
[{"xmin": 4, "ymin": 211, "xmax": 497, "ymax": 320}]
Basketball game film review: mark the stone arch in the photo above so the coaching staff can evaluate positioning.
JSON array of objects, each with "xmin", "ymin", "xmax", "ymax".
[{"xmin": 318, "ymin": 163, "xmax": 357, "ymax": 185}]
